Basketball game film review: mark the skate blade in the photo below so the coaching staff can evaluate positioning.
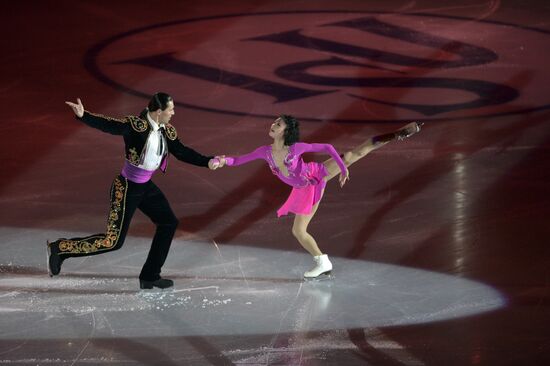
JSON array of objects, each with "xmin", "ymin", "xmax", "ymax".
[
  {"xmin": 303, "ymin": 271, "xmax": 333, "ymax": 281},
  {"xmin": 46, "ymin": 241, "xmax": 53, "ymax": 277}
]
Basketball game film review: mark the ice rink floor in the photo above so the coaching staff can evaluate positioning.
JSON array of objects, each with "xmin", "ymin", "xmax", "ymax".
[{"xmin": 1, "ymin": 1, "xmax": 550, "ymax": 365}]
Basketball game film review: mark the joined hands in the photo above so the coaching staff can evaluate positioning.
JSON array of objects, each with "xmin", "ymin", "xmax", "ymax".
[{"xmin": 209, "ymin": 156, "xmax": 227, "ymax": 170}]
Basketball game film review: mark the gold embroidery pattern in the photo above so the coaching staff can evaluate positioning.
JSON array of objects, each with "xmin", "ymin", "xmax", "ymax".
[
  {"xmin": 88, "ymin": 111, "xmax": 127, "ymax": 124},
  {"xmin": 127, "ymin": 147, "xmax": 140, "ymax": 165},
  {"xmin": 165, "ymin": 124, "xmax": 177, "ymax": 140},
  {"xmin": 127, "ymin": 116, "xmax": 148, "ymax": 132},
  {"xmin": 58, "ymin": 177, "xmax": 127, "ymax": 254}
]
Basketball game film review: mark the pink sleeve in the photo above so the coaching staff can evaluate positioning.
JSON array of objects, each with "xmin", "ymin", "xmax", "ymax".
[
  {"xmin": 225, "ymin": 146, "xmax": 268, "ymax": 166},
  {"xmin": 294, "ymin": 142, "xmax": 347, "ymax": 174}
]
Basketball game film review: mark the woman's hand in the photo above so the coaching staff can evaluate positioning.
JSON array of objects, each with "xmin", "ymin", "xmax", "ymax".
[
  {"xmin": 339, "ymin": 168, "xmax": 349, "ymax": 187},
  {"xmin": 65, "ymin": 98, "xmax": 84, "ymax": 118}
]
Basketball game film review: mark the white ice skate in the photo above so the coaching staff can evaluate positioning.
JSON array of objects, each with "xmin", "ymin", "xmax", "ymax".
[
  {"xmin": 304, "ymin": 254, "xmax": 333, "ymax": 279},
  {"xmin": 396, "ymin": 121, "xmax": 423, "ymax": 141}
]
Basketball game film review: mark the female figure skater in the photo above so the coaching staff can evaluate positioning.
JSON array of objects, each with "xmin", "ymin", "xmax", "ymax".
[{"xmin": 216, "ymin": 116, "xmax": 421, "ymax": 278}]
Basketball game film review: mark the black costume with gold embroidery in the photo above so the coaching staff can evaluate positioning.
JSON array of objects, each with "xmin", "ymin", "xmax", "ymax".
[
  {"xmin": 48, "ymin": 111, "xmax": 212, "ymax": 281},
  {"xmin": 76, "ymin": 111, "xmax": 209, "ymax": 168}
]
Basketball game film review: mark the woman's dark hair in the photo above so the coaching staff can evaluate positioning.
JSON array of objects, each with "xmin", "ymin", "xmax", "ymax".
[
  {"xmin": 140, "ymin": 92, "xmax": 173, "ymax": 119},
  {"xmin": 280, "ymin": 114, "xmax": 300, "ymax": 145}
]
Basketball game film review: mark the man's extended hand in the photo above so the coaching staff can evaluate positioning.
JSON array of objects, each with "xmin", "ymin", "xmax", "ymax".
[{"xmin": 65, "ymin": 98, "xmax": 84, "ymax": 118}]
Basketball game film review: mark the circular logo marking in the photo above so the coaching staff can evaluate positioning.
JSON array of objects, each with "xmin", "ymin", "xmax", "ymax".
[{"xmin": 87, "ymin": 11, "xmax": 550, "ymax": 122}]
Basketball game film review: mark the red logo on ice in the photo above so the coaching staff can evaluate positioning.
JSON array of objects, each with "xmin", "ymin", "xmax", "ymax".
[{"xmin": 88, "ymin": 11, "xmax": 550, "ymax": 122}]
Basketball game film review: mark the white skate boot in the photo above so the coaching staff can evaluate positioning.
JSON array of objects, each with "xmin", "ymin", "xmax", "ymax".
[
  {"xmin": 304, "ymin": 254, "xmax": 333, "ymax": 279},
  {"xmin": 396, "ymin": 121, "xmax": 423, "ymax": 141}
]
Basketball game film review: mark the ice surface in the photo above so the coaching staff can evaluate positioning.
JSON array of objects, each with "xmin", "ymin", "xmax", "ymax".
[{"xmin": 0, "ymin": 227, "xmax": 504, "ymax": 341}]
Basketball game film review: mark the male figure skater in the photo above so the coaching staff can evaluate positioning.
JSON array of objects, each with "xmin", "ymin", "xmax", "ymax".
[{"xmin": 47, "ymin": 92, "xmax": 223, "ymax": 289}]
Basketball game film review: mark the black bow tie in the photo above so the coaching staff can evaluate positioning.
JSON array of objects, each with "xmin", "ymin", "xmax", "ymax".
[{"xmin": 157, "ymin": 127, "xmax": 166, "ymax": 155}]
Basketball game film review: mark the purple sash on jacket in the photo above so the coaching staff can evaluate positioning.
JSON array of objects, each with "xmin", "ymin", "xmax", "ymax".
[{"xmin": 121, "ymin": 161, "xmax": 155, "ymax": 183}]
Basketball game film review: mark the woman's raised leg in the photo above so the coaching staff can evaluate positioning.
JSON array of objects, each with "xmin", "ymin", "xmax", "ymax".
[{"xmin": 323, "ymin": 121, "xmax": 422, "ymax": 181}]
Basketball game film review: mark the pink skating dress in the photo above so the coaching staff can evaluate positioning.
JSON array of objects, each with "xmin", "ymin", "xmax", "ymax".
[{"xmin": 225, "ymin": 143, "xmax": 347, "ymax": 217}]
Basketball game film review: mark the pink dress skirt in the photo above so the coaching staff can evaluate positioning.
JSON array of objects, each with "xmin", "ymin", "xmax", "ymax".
[{"xmin": 277, "ymin": 162, "xmax": 328, "ymax": 217}]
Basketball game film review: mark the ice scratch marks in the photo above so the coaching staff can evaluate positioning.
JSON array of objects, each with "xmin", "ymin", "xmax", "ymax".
[
  {"xmin": 67, "ymin": 309, "xmax": 97, "ymax": 366},
  {"xmin": 172, "ymin": 286, "xmax": 219, "ymax": 294},
  {"xmin": 69, "ymin": 340, "xmax": 90, "ymax": 366},
  {"xmin": 212, "ymin": 240, "xmax": 229, "ymax": 276},
  {"xmin": 182, "ymin": 169, "xmax": 226, "ymax": 195},
  {"xmin": 237, "ymin": 248, "xmax": 250, "ymax": 289},
  {"xmin": 0, "ymin": 339, "xmax": 29, "ymax": 356},
  {"xmin": 267, "ymin": 282, "xmax": 304, "ymax": 360}
]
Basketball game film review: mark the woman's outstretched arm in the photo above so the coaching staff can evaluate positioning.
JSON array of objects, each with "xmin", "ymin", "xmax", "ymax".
[{"xmin": 221, "ymin": 146, "xmax": 268, "ymax": 167}]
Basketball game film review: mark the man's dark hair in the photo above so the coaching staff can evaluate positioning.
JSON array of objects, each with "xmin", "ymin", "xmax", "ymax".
[
  {"xmin": 140, "ymin": 92, "xmax": 173, "ymax": 118},
  {"xmin": 280, "ymin": 114, "xmax": 300, "ymax": 146}
]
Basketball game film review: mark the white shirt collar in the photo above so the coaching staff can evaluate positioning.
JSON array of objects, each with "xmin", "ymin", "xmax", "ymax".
[{"xmin": 146, "ymin": 113, "xmax": 163, "ymax": 132}]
